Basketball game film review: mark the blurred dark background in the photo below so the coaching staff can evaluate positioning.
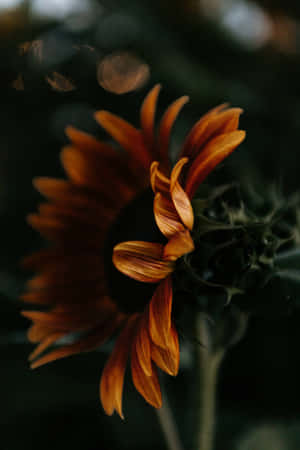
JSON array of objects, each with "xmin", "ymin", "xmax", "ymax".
[{"xmin": 2, "ymin": 0, "xmax": 300, "ymax": 448}]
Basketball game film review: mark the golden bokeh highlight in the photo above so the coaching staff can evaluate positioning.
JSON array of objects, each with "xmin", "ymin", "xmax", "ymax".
[{"xmin": 97, "ymin": 51, "xmax": 150, "ymax": 94}]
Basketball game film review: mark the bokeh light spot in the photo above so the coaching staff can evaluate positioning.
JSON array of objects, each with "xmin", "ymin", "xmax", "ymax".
[
  {"xmin": 97, "ymin": 51, "xmax": 150, "ymax": 95},
  {"xmin": 0, "ymin": 0, "xmax": 22, "ymax": 10},
  {"xmin": 46, "ymin": 72, "xmax": 76, "ymax": 92},
  {"xmin": 31, "ymin": 0, "xmax": 92, "ymax": 20}
]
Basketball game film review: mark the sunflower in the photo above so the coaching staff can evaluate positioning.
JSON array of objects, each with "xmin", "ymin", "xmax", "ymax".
[{"xmin": 22, "ymin": 85, "xmax": 245, "ymax": 418}]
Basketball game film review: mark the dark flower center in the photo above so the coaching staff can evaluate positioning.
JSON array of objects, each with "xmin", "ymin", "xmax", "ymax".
[{"xmin": 104, "ymin": 188, "xmax": 166, "ymax": 314}]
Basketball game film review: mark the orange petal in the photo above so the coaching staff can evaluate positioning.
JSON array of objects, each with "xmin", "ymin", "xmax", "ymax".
[
  {"xmin": 151, "ymin": 324, "xmax": 179, "ymax": 375},
  {"xmin": 32, "ymin": 178, "xmax": 114, "ymax": 213},
  {"xmin": 153, "ymin": 193, "xmax": 185, "ymax": 238},
  {"xmin": 22, "ymin": 308, "xmax": 105, "ymax": 331},
  {"xmin": 95, "ymin": 111, "xmax": 151, "ymax": 169},
  {"xmin": 148, "ymin": 277, "xmax": 173, "ymax": 349},
  {"xmin": 33, "ymin": 178, "xmax": 72, "ymax": 201},
  {"xmin": 180, "ymin": 104, "xmax": 231, "ymax": 159},
  {"xmin": 131, "ymin": 346, "xmax": 162, "ymax": 409},
  {"xmin": 27, "ymin": 323, "xmax": 53, "ymax": 343},
  {"xmin": 61, "ymin": 145, "xmax": 135, "ymax": 201},
  {"xmin": 163, "ymin": 230, "xmax": 195, "ymax": 261},
  {"xmin": 158, "ymin": 96, "xmax": 189, "ymax": 167},
  {"xmin": 140, "ymin": 84, "xmax": 161, "ymax": 151},
  {"xmin": 100, "ymin": 315, "xmax": 138, "ymax": 418},
  {"xmin": 185, "ymin": 130, "xmax": 246, "ymax": 198},
  {"xmin": 150, "ymin": 161, "xmax": 170, "ymax": 194},
  {"xmin": 190, "ymin": 108, "xmax": 243, "ymax": 155},
  {"xmin": 28, "ymin": 331, "xmax": 65, "ymax": 361},
  {"xmin": 65, "ymin": 126, "xmax": 115, "ymax": 156},
  {"xmin": 170, "ymin": 158, "xmax": 194, "ymax": 230},
  {"xmin": 30, "ymin": 316, "xmax": 121, "ymax": 369},
  {"xmin": 113, "ymin": 241, "xmax": 174, "ymax": 283},
  {"xmin": 134, "ymin": 312, "xmax": 152, "ymax": 376}
]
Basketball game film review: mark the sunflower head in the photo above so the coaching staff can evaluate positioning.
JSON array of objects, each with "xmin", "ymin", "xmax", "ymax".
[{"xmin": 21, "ymin": 84, "xmax": 247, "ymax": 418}]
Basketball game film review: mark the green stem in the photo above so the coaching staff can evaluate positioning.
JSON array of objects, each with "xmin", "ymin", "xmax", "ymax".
[
  {"xmin": 195, "ymin": 317, "xmax": 224, "ymax": 450},
  {"xmin": 194, "ymin": 310, "xmax": 248, "ymax": 450},
  {"xmin": 156, "ymin": 393, "xmax": 184, "ymax": 450}
]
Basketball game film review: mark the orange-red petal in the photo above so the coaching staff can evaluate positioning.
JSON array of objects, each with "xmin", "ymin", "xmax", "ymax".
[
  {"xmin": 134, "ymin": 312, "xmax": 152, "ymax": 376},
  {"xmin": 185, "ymin": 130, "xmax": 246, "ymax": 198},
  {"xmin": 151, "ymin": 324, "xmax": 179, "ymax": 376},
  {"xmin": 170, "ymin": 158, "xmax": 194, "ymax": 230},
  {"xmin": 140, "ymin": 84, "xmax": 161, "ymax": 151},
  {"xmin": 180, "ymin": 104, "xmax": 236, "ymax": 160},
  {"xmin": 163, "ymin": 229, "xmax": 195, "ymax": 261},
  {"xmin": 113, "ymin": 241, "xmax": 174, "ymax": 283},
  {"xmin": 30, "ymin": 316, "xmax": 121, "ymax": 369},
  {"xmin": 150, "ymin": 161, "xmax": 170, "ymax": 193},
  {"xmin": 65, "ymin": 126, "xmax": 116, "ymax": 157},
  {"xmin": 131, "ymin": 346, "xmax": 162, "ymax": 409},
  {"xmin": 100, "ymin": 315, "xmax": 138, "ymax": 418},
  {"xmin": 95, "ymin": 110, "xmax": 151, "ymax": 169},
  {"xmin": 158, "ymin": 95, "xmax": 189, "ymax": 167},
  {"xmin": 153, "ymin": 193, "xmax": 185, "ymax": 238},
  {"xmin": 148, "ymin": 277, "xmax": 172, "ymax": 349}
]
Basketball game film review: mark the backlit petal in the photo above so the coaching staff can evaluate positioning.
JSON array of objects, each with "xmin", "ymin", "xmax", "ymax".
[
  {"xmin": 188, "ymin": 108, "xmax": 243, "ymax": 157},
  {"xmin": 185, "ymin": 130, "xmax": 246, "ymax": 198},
  {"xmin": 149, "ymin": 277, "xmax": 172, "ymax": 349},
  {"xmin": 151, "ymin": 324, "xmax": 179, "ymax": 375},
  {"xmin": 140, "ymin": 84, "xmax": 161, "ymax": 151},
  {"xmin": 158, "ymin": 95, "xmax": 189, "ymax": 167},
  {"xmin": 131, "ymin": 346, "xmax": 162, "ymax": 409},
  {"xmin": 113, "ymin": 241, "xmax": 174, "ymax": 283},
  {"xmin": 180, "ymin": 104, "xmax": 231, "ymax": 159}
]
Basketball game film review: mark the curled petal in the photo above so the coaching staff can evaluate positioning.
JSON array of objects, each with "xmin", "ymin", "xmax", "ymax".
[
  {"xmin": 149, "ymin": 277, "xmax": 172, "ymax": 349},
  {"xmin": 185, "ymin": 130, "xmax": 246, "ymax": 198},
  {"xmin": 113, "ymin": 241, "xmax": 174, "ymax": 283},
  {"xmin": 100, "ymin": 315, "xmax": 138, "ymax": 418},
  {"xmin": 95, "ymin": 111, "xmax": 151, "ymax": 169},
  {"xmin": 170, "ymin": 158, "xmax": 194, "ymax": 230},
  {"xmin": 150, "ymin": 162, "xmax": 170, "ymax": 194},
  {"xmin": 131, "ymin": 346, "xmax": 162, "ymax": 409},
  {"xmin": 151, "ymin": 324, "xmax": 179, "ymax": 376},
  {"xmin": 154, "ymin": 193, "xmax": 185, "ymax": 238},
  {"xmin": 140, "ymin": 84, "xmax": 161, "ymax": 151},
  {"xmin": 163, "ymin": 230, "xmax": 195, "ymax": 261}
]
